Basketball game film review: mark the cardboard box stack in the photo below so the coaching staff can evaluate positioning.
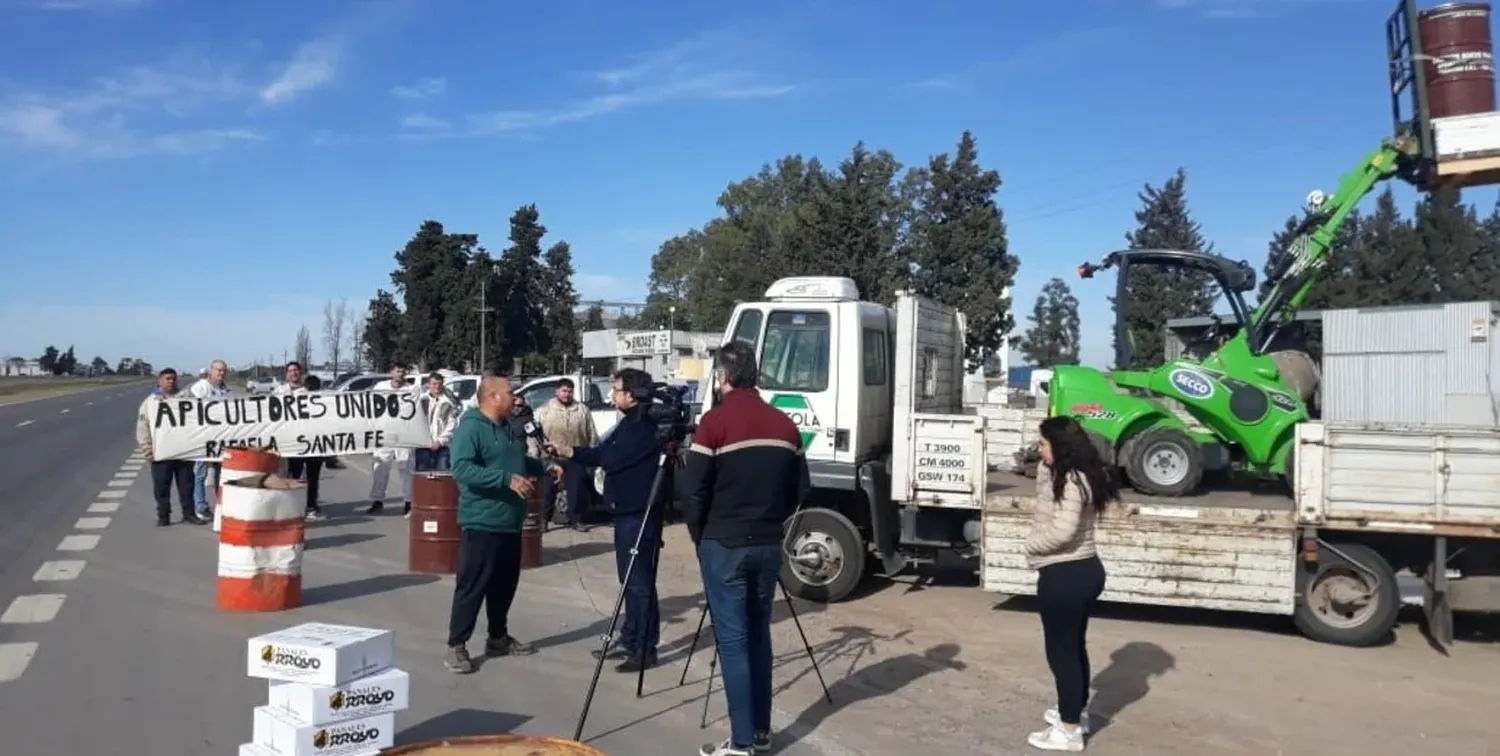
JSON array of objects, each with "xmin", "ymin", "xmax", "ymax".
[{"xmin": 237, "ymin": 622, "xmax": 409, "ymax": 756}]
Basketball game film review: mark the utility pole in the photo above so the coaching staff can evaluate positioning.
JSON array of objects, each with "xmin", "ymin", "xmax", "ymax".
[{"xmin": 476, "ymin": 286, "xmax": 494, "ymax": 373}]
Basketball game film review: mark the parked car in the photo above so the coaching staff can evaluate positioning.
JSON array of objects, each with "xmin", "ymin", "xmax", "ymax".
[
  {"xmin": 335, "ymin": 372, "xmax": 417, "ymax": 392},
  {"xmin": 245, "ymin": 377, "xmax": 281, "ymax": 394}
]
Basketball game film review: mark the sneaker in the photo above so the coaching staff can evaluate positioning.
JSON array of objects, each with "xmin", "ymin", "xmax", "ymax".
[
  {"xmin": 365, "ymin": 501, "xmax": 384, "ymax": 514},
  {"xmin": 196, "ymin": 508, "xmax": 213, "ymax": 520},
  {"xmin": 699, "ymin": 740, "xmax": 752, "ymax": 756},
  {"xmin": 444, "ymin": 645, "xmax": 475, "ymax": 674},
  {"xmin": 752, "ymin": 730, "xmax": 772, "ymax": 753},
  {"xmin": 591, "ymin": 641, "xmax": 630, "ymax": 661},
  {"xmin": 1044, "ymin": 709, "xmax": 1091, "ymax": 735},
  {"xmin": 484, "ymin": 635, "xmax": 536, "ymax": 657},
  {"xmin": 1027, "ymin": 723, "xmax": 1085, "ymax": 752},
  {"xmin": 156, "ymin": 516, "xmax": 171, "ymax": 527},
  {"xmin": 181, "ymin": 514, "xmax": 207, "ymax": 526},
  {"xmin": 304, "ymin": 510, "xmax": 325, "ymax": 522},
  {"xmin": 615, "ymin": 650, "xmax": 658, "ymax": 673}
]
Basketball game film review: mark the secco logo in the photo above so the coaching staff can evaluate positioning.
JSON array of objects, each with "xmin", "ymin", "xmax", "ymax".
[{"xmin": 1168, "ymin": 368, "xmax": 1215, "ymax": 400}]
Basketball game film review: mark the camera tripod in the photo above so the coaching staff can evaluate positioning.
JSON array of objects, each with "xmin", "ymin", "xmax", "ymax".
[
  {"xmin": 677, "ymin": 569, "xmax": 833, "ymax": 728},
  {"xmin": 573, "ymin": 450, "xmax": 675, "ymax": 741}
]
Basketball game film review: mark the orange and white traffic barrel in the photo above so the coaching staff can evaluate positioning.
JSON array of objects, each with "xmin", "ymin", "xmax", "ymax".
[
  {"xmin": 214, "ymin": 447, "xmax": 281, "ymax": 532},
  {"xmin": 217, "ymin": 473, "xmax": 305, "ymax": 612}
]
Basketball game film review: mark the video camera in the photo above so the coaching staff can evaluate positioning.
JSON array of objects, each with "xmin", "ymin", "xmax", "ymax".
[{"xmin": 628, "ymin": 382, "xmax": 696, "ymax": 445}]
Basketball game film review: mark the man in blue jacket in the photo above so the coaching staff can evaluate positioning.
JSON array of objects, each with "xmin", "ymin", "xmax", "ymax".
[{"xmin": 554, "ymin": 368, "xmax": 665, "ymax": 672}]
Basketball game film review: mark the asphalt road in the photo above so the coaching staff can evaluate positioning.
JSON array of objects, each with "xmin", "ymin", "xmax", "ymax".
[{"xmin": 0, "ymin": 412, "xmax": 851, "ymax": 756}]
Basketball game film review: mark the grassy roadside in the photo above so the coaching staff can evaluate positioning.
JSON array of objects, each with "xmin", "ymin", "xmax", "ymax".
[{"xmin": 0, "ymin": 376, "xmax": 149, "ymax": 405}]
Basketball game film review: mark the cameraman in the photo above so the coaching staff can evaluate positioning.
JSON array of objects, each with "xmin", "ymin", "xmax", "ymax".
[
  {"xmin": 680, "ymin": 341, "xmax": 808, "ymax": 756},
  {"xmin": 552, "ymin": 368, "xmax": 665, "ymax": 672}
]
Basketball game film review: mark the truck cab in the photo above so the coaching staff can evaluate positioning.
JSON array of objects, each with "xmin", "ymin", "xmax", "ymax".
[{"xmin": 703, "ymin": 276, "xmax": 988, "ymax": 602}]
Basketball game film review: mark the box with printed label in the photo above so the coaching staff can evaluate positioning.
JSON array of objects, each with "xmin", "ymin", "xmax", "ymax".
[
  {"xmin": 238, "ymin": 744, "xmax": 274, "ymax": 756},
  {"xmin": 268, "ymin": 667, "xmax": 410, "ymax": 725},
  {"xmin": 252, "ymin": 705, "xmax": 393, "ymax": 756},
  {"xmin": 246, "ymin": 622, "xmax": 394, "ymax": 687}
]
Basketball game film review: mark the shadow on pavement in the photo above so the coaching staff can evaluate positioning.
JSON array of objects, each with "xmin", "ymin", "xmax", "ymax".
[
  {"xmin": 779, "ymin": 642, "xmax": 966, "ymax": 750},
  {"xmin": 541, "ymin": 539, "xmax": 616, "ymax": 566},
  {"xmin": 305, "ymin": 532, "xmax": 385, "ymax": 550},
  {"xmin": 394, "ymin": 708, "xmax": 533, "ymax": 745},
  {"xmin": 303, "ymin": 573, "xmax": 440, "ymax": 605},
  {"xmin": 993, "ymin": 594, "xmax": 1303, "ymax": 640},
  {"xmin": 1087, "ymin": 640, "xmax": 1176, "ymax": 736}
]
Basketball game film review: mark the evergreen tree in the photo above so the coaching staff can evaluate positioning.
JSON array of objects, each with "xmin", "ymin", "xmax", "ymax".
[
  {"xmin": 906, "ymin": 131, "xmax": 1018, "ymax": 367},
  {"xmin": 56, "ymin": 346, "xmax": 77, "ymax": 375},
  {"xmin": 1114, "ymin": 169, "xmax": 1216, "ymax": 368},
  {"xmin": 38, "ymin": 345, "xmax": 58, "ymax": 374},
  {"xmin": 1019, "ymin": 278, "xmax": 1081, "ymax": 367},
  {"xmin": 638, "ymin": 230, "xmax": 702, "ymax": 331},
  {"xmin": 583, "ymin": 303, "xmax": 606, "ymax": 331},
  {"xmin": 542, "ymin": 240, "xmax": 582, "ymax": 369},
  {"xmin": 802, "ymin": 142, "xmax": 909, "ymax": 303},
  {"xmin": 452, "ymin": 247, "xmax": 498, "ymax": 372},
  {"xmin": 1414, "ymin": 185, "xmax": 1484, "ymax": 303},
  {"xmin": 1353, "ymin": 189, "xmax": 1424, "ymax": 306},
  {"xmin": 493, "ymin": 205, "xmax": 549, "ymax": 369},
  {"xmin": 363, "ymin": 290, "xmax": 404, "ymax": 371},
  {"xmin": 391, "ymin": 220, "xmax": 467, "ymax": 370},
  {"xmin": 1259, "ymin": 210, "xmax": 1364, "ymax": 311}
]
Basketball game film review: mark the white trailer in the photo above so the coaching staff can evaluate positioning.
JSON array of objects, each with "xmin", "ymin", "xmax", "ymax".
[{"xmin": 983, "ymin": 421, "xmax": 1500, "ymax": 646}]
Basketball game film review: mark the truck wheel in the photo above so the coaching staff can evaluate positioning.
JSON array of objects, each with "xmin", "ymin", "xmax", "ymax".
[
  {"xmin": 1125, "ymin": 427, "xmax": 1203, "ymax": 496},
  {"xmin": 781, "ymin": 508, "xmax": 867, "ymax": 603},
  {"xmin": 1294, "ymin": 542, "xmax": 1400, "ymax": 647}
]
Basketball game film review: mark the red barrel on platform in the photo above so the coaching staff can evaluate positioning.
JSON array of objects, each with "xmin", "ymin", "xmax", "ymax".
[
  {"xmin": 1420, "ymin": 2, "xmax": 1497, "ymax": 118},
  {"xmin": 409, "ymin": 472, "xmax": 461, "ymax": 574}
]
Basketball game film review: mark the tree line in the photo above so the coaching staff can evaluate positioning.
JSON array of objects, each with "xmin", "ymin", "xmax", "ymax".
[
  {"xmin": 5, "ymin": 348, "xmax": 154, "ymax": 376},
  {"xmin": 1018, "ymin": 171, "xmax": 1500, "ymax": 369}
]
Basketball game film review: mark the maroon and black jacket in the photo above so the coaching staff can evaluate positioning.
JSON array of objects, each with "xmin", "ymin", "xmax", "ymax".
[{"xmin": 680, "ymin": 388, "xmax": 811, "ymax": 546}]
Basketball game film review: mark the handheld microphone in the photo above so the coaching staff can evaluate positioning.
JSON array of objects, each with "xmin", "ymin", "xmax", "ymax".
[{"xmin": 522, "ymin": 417, "xmax": 556, "ymax": 456}]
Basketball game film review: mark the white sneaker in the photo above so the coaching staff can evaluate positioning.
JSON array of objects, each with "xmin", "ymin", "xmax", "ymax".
[
  {"xmin": 1044, "ymin": 708, "xmax": 1091, "ymax": 734},
  {"xmin": 699, "ymin": 739, "xmax": 752, "ymax": 756},
  {"xmin": 1028, "ymin": 723, "xmax": 1085, "ymax": 752}
]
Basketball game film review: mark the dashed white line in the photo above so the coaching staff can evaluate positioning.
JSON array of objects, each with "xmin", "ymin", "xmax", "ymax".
[
  {"xmin": 88, "ymin": 501, "xmax": 120, "ymax": 513},
  {"xmin": 112, "ymin": 472, "xmax": 137, "ymax": 481},
  {"xmin": 0, "ymin": 594, "xmax": 66, "ymax": 624},
  {"xmin": 85, "ymin": 401, "xmax": 93, "ymax": 406},
  {"xmin": 75, "ymin": 517, "xmax": 111, "ymax": 530},
  {"xmin": 105, "ymin": 479, "xmax": 132, "ymax": 488},
  {"xmin": 0, "ymin": 643, "xmax": 38, "ymax": 682},
  {"xmin": 15, "ymin": 420, "xmax": 32, "ymax": 428},
  {"xmin": 58, "ymin": 408, "xmax": 69, "ymax": 414},
  {"xmin": 33, "ymin": 561, "xmax": 86, "ymax": 582},
  {"xmin": 120, "ymin": 463, "xmax": 143, "ymax": 471},
  {"xmin": 57, "ymin": 534, "xmax": 100, "ymax": 552},
  {"xmin": 97, "ymin": 490, "xmax": 127, "ymax": 499}
]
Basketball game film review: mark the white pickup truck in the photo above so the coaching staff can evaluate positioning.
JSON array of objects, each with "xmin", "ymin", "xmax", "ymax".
[{"xmin": 982, "ymin": 418, "xmax": 1500, "ymax": 647}]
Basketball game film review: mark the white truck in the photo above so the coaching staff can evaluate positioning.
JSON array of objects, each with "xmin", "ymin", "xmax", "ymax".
[
  {"xmin": 703, "ymin": 276, "xmax": 991, "ymax": 602},
  {"xmin": 709, "ymin": 276, "xmax": 1500, "ymax": 647}
]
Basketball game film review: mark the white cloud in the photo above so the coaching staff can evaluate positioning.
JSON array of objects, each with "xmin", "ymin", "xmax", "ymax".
[
  {"xmin": 0, "ymin": 55, "xmax": 266, "ymax": 159},
  {"xmin": 389, "ymin": 76, "xmax": 445, "ymax": 100},
  {"xmin": 259, "ymin": 38, "xmax": 343, "ymax": 107},
  {"xmin": 457, "ymin": 29, "xmax": 797, "ymax": 137},
  {"xmin": 398, "ymin": 113, "xmax": 447, "ymax": 130},
  {"xmin": 15, "ymin": 0, "xmax": 152, "ymax": 10}
]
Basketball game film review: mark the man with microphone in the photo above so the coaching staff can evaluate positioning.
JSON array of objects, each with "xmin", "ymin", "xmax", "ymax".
[{"xmin": 550, "ymin": 368, "xmax": 665, "ymax": 673}]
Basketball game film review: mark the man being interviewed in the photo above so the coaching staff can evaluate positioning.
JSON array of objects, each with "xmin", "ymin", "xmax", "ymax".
[
  {"xmin": 680, "ymin": 341, "xmax": 810, "ymax": 756},
  {"xmin": 444, "ymin": 374, "xmax": 562, "ymax": 674}
]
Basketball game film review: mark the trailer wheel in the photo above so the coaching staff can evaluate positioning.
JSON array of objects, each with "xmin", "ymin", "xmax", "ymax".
[
  {"xmin": 781, "ymin": 508, "xmax": 867, "ymax": 603},
  {"xmin": 1294, "ymin": 542, "xmax": 1400, "ymax": 647},
  {"xmin": 1124, "ymin": 427, "xmax": 1203, "ymax": 497}
]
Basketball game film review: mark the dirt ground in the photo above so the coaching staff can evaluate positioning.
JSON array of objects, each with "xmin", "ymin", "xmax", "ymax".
[
  {"xmin": 553, "ymin": 523, "xmax": 1498, "ymax": 756},
  {"xmin": 0, "ymin": 375, "xmax": 144, "ymax": 403}
]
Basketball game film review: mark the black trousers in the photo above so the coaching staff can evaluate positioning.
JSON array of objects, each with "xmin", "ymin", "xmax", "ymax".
[
  {"xmin": 285, "ymin": 458, "xmax": 324, "ymax": 513},
  {"xmin": 150, "ymin": 460, "xmax": 194, "ymax": 520},
  {"xmin": 1037, "ymin": 556, "xmax": 1106, "ymax": 725},
  {"xmin": 540, "ymin": 458, "xmax": 585, "ymax": 525},
  {"xmin": 447, "ymin": 529, "xmax": 523, "ymax": 647}
]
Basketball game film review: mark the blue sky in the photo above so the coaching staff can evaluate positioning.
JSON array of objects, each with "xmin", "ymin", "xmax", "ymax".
[{"xmin": 0, "ymin": 0, "xmax": 1484, "ymax": 372}]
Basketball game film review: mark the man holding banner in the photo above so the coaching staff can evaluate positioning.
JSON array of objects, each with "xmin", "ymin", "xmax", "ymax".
[
  {"xmin": 188, "ymin": 359, "xmax": 232, "ymax": 520},
  {"xmin": 367, "ymin": 363, "xmax": 416, "ymax": 517},
  {"xmin": 278, "ymin": 362, "xmax": 326, "ymax": 521},
  {"xmin": 136, "ymin": 368, "xmax": 205, "ymax": 527}
]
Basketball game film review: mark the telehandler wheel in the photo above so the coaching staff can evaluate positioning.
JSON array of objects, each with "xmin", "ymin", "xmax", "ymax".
[
  {"xmin": 1125, "ymin": 427, "xmax": 1203, "ymax": 496},
  {"xmin": 780, "ymin": 508, "xmax": 867, "ymax": 603},
  {"xmin": 1293, "ymin": 542, "xmax": 1400, "ymax": 647}
]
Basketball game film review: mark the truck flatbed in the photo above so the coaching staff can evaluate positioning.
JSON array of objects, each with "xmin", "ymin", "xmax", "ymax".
[{"xmin": 982, "ymin": 470, "xmax": 1296, "ymax": 512}]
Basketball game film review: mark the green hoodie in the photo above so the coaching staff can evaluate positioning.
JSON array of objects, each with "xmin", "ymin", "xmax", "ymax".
[{"xmin": 449, "ymin": 407, "xmax": 549, "ymax": 533}]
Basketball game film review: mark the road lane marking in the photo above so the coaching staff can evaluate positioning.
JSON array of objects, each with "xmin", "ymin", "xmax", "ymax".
[
  {"xmin": 33, "ymin": 561, "xmax": 86, "ymax": 582},
  {"xmin": 57, "ymin": 534, "xmax": 100, "ymax": 551},
  {"xmin": 106, "ymin": 479, "xmax": 132, "ymax": 487},
  {"xmin": 97, "ymin": 490, "xmax": 127, "ymax": 499},
  {"xmin": 120, "ymin": 463, "xmax": 143, "ymax": 470},
  {"xmin": 85, "ymin": 401, "xmax": 93, "ymax": 406},
  {"xmin": 15, "ymin": 420, "xmax": 32, "ymax": 428},
  {"xmin": 75, "ymin": 517, "xmax": 111, "ymax": 530},
  {"xmin": 112, "ymin": 472, "xmax": 137, "ymax": 481},
  {"xmin": 59, "ymin": 408, "xmax": 69, "ymax": 414},
  {"xmin": 88, "ymin": 501, "xmax": 120, "ymax": 513},
  {"xmin": 1, "ymin": 594, "xmax": 66, "ymax": 624},
  {"xmin": 0, "ymin": 643, "xmax": 38, "ymax": 682}
]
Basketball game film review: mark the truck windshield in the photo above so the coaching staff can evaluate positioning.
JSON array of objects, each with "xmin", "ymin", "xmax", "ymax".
[{"xmin": 760, "ymin": 310, "xmax": 829, "ymax": 392}]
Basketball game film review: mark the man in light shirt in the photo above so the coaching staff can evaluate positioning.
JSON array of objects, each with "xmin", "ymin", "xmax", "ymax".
[
  {"xmin": 417, "ymin": 372, "xmax": 460, "ymax": 472},
  {"xmin": 366, "ymin": 362, "xmax": 416, "ymax": 516},
  {"xmin": 189, "ymin": 359, "xmax": 232, "ymax": 520},
  {"xmin": 278, "ymin": 362, "xmax": 326, "ymax": 521}
]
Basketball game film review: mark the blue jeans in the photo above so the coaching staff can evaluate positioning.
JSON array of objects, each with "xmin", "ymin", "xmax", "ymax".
[
  {"xmin": 698, "ymin": 539, "xmax": 780, "ymax": 748},
  {"xmin": 414, "ymin": 447, "xmax": 450, "ymax": 471},
  {"xmin": 613, "ymin": 513, "xmax": 662, "ymax": 656},
  {"xmin": 192, "ymin": 462, "xmax": 220, "ymax": 515}
]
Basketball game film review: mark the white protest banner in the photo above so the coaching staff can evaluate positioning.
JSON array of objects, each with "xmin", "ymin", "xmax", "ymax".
[{"xmin": 149, "ymin": 390, "xmax": 433, "ymax": 461}]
